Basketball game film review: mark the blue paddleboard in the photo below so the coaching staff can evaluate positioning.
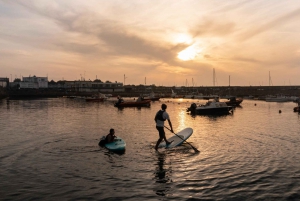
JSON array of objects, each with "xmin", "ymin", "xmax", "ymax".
[
  {"xmin": 158, "ymin": 127, "xmax": 193, "ymax": 148},
  {"xmin": 104, "ymin": 137, "xmax": 126, "ymax": 151}
]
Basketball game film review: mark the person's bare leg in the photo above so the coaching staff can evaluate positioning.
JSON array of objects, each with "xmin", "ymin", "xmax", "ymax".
[{"xmin": 155, "ymin": 138, "xmax": 163, "ymax": 151}]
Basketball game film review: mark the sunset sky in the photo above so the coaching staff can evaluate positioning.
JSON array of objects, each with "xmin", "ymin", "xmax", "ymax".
[{"xmin": 1, "ymin": 0, "xmax": 300, "ymax": 86}]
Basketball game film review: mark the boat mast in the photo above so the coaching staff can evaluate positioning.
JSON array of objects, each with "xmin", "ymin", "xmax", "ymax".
[
  {"xmin": 213, "ymin": 68, "xmax": 215, "ymax": 87},
  {"xmin": 229, "ymin": 75, "xmax": 230, "ymax": 96},
  {"xmin": 192, "ymin": 78, "xmax": 194, "ymax": 93}
]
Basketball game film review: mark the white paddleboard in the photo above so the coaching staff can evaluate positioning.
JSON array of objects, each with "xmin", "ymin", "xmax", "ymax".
[{"xmin": 158, "ymin": 127, "xmax": 193, "ymax": 148}]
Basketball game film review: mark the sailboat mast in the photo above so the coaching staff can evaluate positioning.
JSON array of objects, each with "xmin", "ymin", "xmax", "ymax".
[
  {"xmin": 213, "ymin": 68, "xmax": 215, "ymax": 87},
  {"xmin": 229, "ymin": 75, "xmax": 231, "ymax": 96}
]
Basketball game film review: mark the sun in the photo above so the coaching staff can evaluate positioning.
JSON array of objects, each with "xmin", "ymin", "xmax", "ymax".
[
  {"xmin": 174, "ymin": 33, "xmax": 193, "ymax": 44},
  {"xmin": 177, "ymin": 44, "xmax": 202, "ymax": 61}
]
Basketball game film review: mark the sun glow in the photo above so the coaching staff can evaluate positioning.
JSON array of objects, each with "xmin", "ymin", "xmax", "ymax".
[
  {"xmin": 177, "ymin": 44, "xmax": 202, "ymax": 61},
  {"xmin": 174, "ymin": 33, "xmax": 193, "ymax": 44}
]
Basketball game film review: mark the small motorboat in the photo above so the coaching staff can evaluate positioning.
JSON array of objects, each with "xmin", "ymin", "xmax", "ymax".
[
  {"xmin": 86, "ymin": 97, "xmax": 105, "ymax": 102},
  {"xmin": 293, "ymin": 106, "xmax": 299, "ymax": 112},
  {"xmin": 265, "ymin": 95, "xmax": 290, "ymax": 102},
  {"xmin": 142, "ymin": 92, "xmax": 160, "ymax": 101},
  {"xmin": 225, "ymin": 96, "xmax": 243, "ymax": 106},
  {"xmin": 187, "ymin": 98, "xmax": 233, "ymax": 115},
  {"xmin": 85, "ymin": 93, "xmax": 107, "ymax": 102},
  {"xmin": 114, "ymin": 98, "xmax": 151, "ymax": 107}
]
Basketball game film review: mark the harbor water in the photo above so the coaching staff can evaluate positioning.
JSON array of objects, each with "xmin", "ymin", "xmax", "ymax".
[{"xmin": 0, "ymin": 98, "xmax": 300, "ymax": 200}]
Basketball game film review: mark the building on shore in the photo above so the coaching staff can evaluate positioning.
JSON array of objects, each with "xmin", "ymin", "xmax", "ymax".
[
  {"xmin": 9, "ymin": 75, "xmax": 48, "ymax": 89},
  {"xmin": 4, "ymin": 75, "xmax": 300, "ymax": 99},
  {"xmin": 48, "ymin": 80, "xmax": 124, "ymax": 93},
  {"xmin": 8, "ymin": 76, "xmax": 124, "ymax": 93},
  {"xmin": 0, "ymin": 78, "xmax": 9, "ymax": 88}
]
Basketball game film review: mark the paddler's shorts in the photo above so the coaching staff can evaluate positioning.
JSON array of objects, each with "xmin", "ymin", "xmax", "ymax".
[{"xmin": 156, "ymin": 126, "xmax": 165, "ymax": 138}]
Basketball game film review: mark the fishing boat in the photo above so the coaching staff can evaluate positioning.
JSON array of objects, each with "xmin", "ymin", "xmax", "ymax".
[
  {"xmin": 114, "ymin": 98, "xmax": 151, "ymax": 107},
  {"xmin": 225, "ymin": 96, "xmax": 243, "ymax": 106},
  {"xmin": 187, "ymin": 98, "xmax": 233, "ymax": 115},
  {"xmin": 142, "ymin": 92, "xmax": 160, "ymax": 101},
  {"xmin": 85, "ymin": 93, "xmax": 107, "ymax": 102},
  {"xmin": 171, "ymin": 89, "xmax": 184, "ymax": 98},
  {"xmin": 293, "ymin": 100, "xmax": 300, "ymax": 112},
  {"xmin": 265, "ymin": 95, "xmax": 290, "ymax": 102}
]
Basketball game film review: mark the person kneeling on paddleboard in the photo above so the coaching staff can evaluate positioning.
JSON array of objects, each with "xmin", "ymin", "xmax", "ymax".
[
  {"xmin": 99, "ymin": 128, "xmax": 116, "ymax": 146},
  {"xmin": 154, "ymin": 104, "xmax": 174, "ymax": 151},
  {"xmin": 106, "ymin": 128, "xmax": 116, "ymax": 143}
]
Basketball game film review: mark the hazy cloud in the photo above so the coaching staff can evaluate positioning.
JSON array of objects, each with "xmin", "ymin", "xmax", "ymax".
[
  {"xmin": 1, "ymin": 0, "xmax": 300, "ymax": 85},
  {"xmin": 238, "ymin": 7, "xmax": 300, "ymax": 41}
]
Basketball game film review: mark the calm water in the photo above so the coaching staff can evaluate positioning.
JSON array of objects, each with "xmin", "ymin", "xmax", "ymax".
[{"xmin": 0, "ymin": 97, "xmax": 300, "ymax": 201}]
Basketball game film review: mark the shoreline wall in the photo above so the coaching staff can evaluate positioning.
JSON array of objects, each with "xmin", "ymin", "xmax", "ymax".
[{"xmin": 6, "ymin": 85, "xmax": 300, "ymax": 99}]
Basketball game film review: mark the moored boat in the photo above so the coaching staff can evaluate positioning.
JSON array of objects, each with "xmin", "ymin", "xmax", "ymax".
[
  {"xmin": 225, "ymin": 96, "xmax": 243, "ymax": 106},
  {"xmin": 171, "ymin": 89, "xmax": 184, "ymax": 98},
  {"xmin": 265, "ymin": 95, "xmax": 290, "ymax": 102},
  {"xmin": 85, "ymin": 93, "xmax": 107, "ymax": 102},
  {"xmin": 142, "ymin": 92, "xmax": 160, "ymax": 101},
  {"xmin": 114, "ymin": 99, "xmax": 151, "ymax": 107},
  {"xmin": 294, "ymin": 101, "xmax": 300, "ymax": 112},
  {"xmin": 187, "ymin": 98, "xmax": 233, "ymax": 115},
  {"xmin": 143, "ymin": 96, "xmax": 160, "ymax": 101},
  {"xmin": 86, "ymin": 98, "xmax": 104, "ymax": 102}
]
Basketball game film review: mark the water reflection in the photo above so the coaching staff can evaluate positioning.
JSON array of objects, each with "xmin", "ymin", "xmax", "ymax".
[
  {"xmin": 235, "ymin": 105, "xmax": 243, "ymax": 109},
  {"xmin": 178, "ymin": 110, "xmax": 187, "ymax": 131},
  {"xmin": 153, "ymin": 151, "xmax": 172, "ymax": 196},
  {"xmin": 6, "ymin": 99, "xmax": 10, "ymax": 109},
  {"xmin": 188, "ymin": 112, "xmax": 233, "ymax": 119}
]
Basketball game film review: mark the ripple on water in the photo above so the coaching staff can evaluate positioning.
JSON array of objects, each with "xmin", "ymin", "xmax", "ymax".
[{"xmin": 0, "ymin": 99, "xmax": 300, "ymax": 200}]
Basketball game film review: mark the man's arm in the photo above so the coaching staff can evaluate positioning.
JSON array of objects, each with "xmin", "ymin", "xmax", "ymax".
[
  {"xmin": 154, "ymin": 111, "xmax": 158, "ymax": 123},
  {"xmin": 167, "ymin": 119, "xmax": 173, "ymax": 133}
]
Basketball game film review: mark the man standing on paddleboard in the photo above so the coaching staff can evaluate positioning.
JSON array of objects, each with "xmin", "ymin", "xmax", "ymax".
[{"xmin": 154, "ymin": 104, "xmax": 174, "ymax": 151}]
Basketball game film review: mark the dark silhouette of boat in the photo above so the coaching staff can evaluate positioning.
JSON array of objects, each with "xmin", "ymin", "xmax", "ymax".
[
  {"xmin": 225, "ymin": 96, "xmax": 243, "ymax": 106},
  {"xmin": 187, "ymin": 98, "xmax": 233, "ymax": 115},
  {"xmin": 114, "ymin": 99, "xmax": 151, "ymax": 107}
]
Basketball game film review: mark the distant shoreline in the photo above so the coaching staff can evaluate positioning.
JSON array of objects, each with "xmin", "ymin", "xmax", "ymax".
[{"xmin": 1, "ymin": 85, "xmax": 299, "ymax": 100}]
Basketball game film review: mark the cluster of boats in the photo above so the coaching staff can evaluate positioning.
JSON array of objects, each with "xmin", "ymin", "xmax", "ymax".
[
  {"xmin": 265, "ymin": 95, "xmax": 299, "ymax": 102},
  {"xmin": 64, "ymin": 91, "xmax": 300, "ymax": 114},
  {"xmin": 64, "ymin": 92, "xmax": 244, "ymax": 112},
  {"xmin": 63, "ymin": 93, "xmax": 111, "ymax": 102}
]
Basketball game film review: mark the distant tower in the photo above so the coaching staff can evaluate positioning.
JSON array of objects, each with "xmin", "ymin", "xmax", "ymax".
[
  {"xmin": 213, "ymin": 68, "xmax": 215, "ymax": 86},
  {"xmin": 124, "ymin": 74, "xmax": 127, "ymax": 85}
]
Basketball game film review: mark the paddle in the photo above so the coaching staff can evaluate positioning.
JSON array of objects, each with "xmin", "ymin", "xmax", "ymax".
[{"xmin": 164, "ymin": 126, "xmax": 200, "ymax": 153}]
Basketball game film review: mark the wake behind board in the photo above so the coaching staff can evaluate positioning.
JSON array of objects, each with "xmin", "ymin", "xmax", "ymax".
[
  {"xmin": 158, "ymin": 127, "xmax": 193, "ymax": 148},
  {"xmin": 104, "ymin": 137, "xmax": 126, "ymax": 152}
]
